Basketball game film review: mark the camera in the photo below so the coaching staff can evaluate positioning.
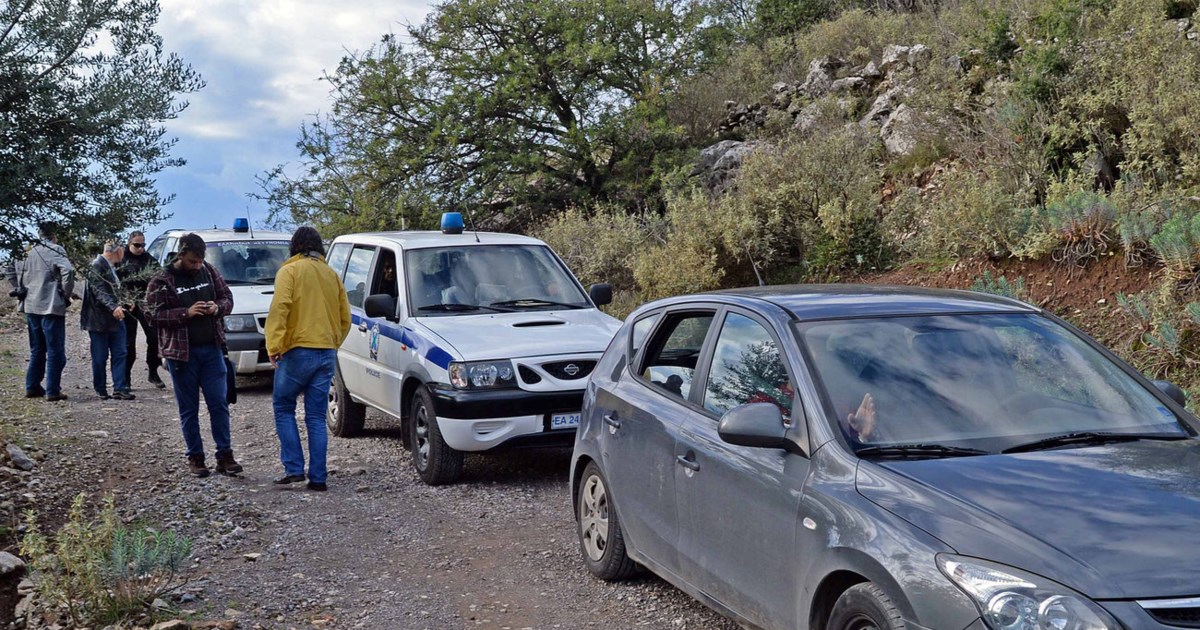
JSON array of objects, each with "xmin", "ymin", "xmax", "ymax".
[{"xmin": 8, "ymin": 287, "xmax": 27, "ymax": 300}]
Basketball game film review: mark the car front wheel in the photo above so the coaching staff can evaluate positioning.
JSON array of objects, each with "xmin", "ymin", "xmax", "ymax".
[
  {"xmin": 327, "ymin": 365, "xmax": 366, "ymax": 437},
  {"xmin": 576, "ymin": 461, "xmax": 637, "ymax": 580},
  {"xmin": 827, "ymin": 583, "xmax": 908, "ymax": 630},
  {"xmin": 409, "ymin": 387, "xmax": 464, "ymax": 485}
]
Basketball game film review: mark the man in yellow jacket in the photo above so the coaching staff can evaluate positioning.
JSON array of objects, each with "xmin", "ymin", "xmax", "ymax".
[{"xmin": 265, "ymin": 226, "xmax": 351, "ymax": 491}]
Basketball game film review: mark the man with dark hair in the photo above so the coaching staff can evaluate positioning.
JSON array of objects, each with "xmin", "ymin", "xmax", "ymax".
[
  {"xmin": 146, "ymin": 233, "xmax": 244, "ymax": 478},
  {"xmin": 82, "ymin": 240, "xmax": 134, "ymax": 400},
  {"xmin": 265, "ymin": 226, "xmax": 350, "ymax": 491},
  {"xmin": 117, "ymin": 230, "xmax": 165, "ymax": 389},
  {"xmin": 3, "ymin": 222, "xmax": 75, "ymax": 401}
]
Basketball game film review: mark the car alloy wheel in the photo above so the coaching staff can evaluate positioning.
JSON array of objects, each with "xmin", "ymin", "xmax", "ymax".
[
  {"xmin": 579, "ymin": 473, "xmax": 611, "ymax": 562},
  {"xmin": 326, "ymin": 367, "xmax": 365, "ymax": 437},
  {"xmin": 408, "ymin": 387, "xmax": 464, "ymax": 485},
  {"xmin": 413, "ymin": 397, "xmax": 431, "ymax": 470}
]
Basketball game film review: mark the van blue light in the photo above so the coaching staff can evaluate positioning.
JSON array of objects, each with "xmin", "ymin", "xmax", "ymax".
[
  {"xmin": 233, "ymin": 218, "xmax": 250, "ymax": 233},
  {"xmin": 441, "ymin": 212, "xmax": 465, "ymax": 235}
]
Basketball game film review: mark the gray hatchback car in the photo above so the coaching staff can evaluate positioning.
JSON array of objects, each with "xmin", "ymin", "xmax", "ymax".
[{"xmin": 571, "ymin": 286, "xmax": 1200, "ymax": 630}]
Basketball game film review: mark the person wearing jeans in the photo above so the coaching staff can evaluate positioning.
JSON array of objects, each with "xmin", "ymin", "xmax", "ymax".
[
  {"xmin": 146, "ymin": 233, "xmax": 243, "ymax": 478},
  {"xmin": 81, "ymin": 241, "xmax": 133, "ymax": 400},
  {"xmin": 265, "ymin": 226, "xmax": 351, "ymax": 491},
  {"xmin": 4, "ymin": 222, "xmax": 75, "ymax": 401}
]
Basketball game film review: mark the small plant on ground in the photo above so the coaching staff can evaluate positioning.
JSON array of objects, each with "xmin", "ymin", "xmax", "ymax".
[
  {"xmin": 1116, "ymin": 280, "xmax": 1200, "ymax": 378},
  {"xmin": 970, "ymin": 271, "xmax": 1030, "ymax": 302},
  {"xmin": 1044, "ymin": 191, "xmax": 1117, "ymax": 270},
  {"xmin": 20, "ymin": 493, "xmax": 193, "ymax": 626}
]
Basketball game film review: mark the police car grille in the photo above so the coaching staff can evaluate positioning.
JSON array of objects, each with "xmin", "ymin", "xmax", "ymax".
[
  {"xmin": 542, "ymin": 360, "xmax": 596, "ymax": 381},
  {"xmin": 517, "ymin": 365, "xmax": 542, "ymax": 384},
  {"xmin": 1147, "ymin": 608, "xmax": 1200, "ymax": 627}
]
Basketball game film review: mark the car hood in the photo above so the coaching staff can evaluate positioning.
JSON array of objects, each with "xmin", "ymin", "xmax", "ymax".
[
  {"xmin": 228, "ymin": 285, "xmax": 274, "ymax": 316},
  {"xmin": 414, "ymin": 308, "xmax": 621, "ymax": 361},
  {"xmin": 857, "ymin": 439, "xmax": 1200, "ymax": 599}
]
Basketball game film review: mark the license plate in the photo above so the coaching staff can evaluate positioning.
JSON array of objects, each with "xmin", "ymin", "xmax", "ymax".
[{"xmin": 550, "ymin": 412, "xmax": 581, "ymax": 430}]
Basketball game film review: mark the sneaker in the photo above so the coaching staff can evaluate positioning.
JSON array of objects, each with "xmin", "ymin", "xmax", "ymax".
[
  {"xmin": 112, "ymin": 390, "xmax": 136, "ymax": 400},
  {"xmin": 273, "ymin": 474, "xmax": 305, "ymax": 485},
  {"xmin": 25, "ymin": 387, "xmax": 45, "ymax": 398},
  {"xmin": 306, "ymin": 481, "xmax": 328, "ymax": 492},
  {"xmin": 95, "ymin": 390, "xmax": 111, "ymax": 400},
  {"xmin": 187, "ymin": 454, "xmax": 210, "ymax": 478},
  {"xmin": 45, "ymin": 393, "xmax": 68, "ymax": 402},
  {"xmin": 148, "ymin": 369, "xmax": 166, "ymax": 389},
  {"xmin": 215, "ymin": 451, "xmax": 243, "ymax": 475}
]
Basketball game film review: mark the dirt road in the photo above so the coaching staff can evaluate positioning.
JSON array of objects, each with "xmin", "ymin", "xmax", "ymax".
[{"xmin": 0, "ymin": 308, "xmax": 738, "ymax": 629}]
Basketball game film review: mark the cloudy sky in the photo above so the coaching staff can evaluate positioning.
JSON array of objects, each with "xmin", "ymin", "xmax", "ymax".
[{"xmin": 149, "ymin": 0, "xmax": 434, "ymax": 237}]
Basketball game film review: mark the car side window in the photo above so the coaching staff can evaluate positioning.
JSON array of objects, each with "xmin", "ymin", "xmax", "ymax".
[
  {"xmin": 638, "ymin": 311, "xmax": 715, "ymax": 402},
  {"xmin": 147, "ymin": 236, "xmax": 167, "ymax": 262},
  {"xmin": 629, "ymin": 313, "xmax": 660, "ymax": 360},
  {"xmin": 370, "ymin": 248, "xmax": 399, "ymax": 298},
  {"xmin": 703, "ymin": 313, "xmax": 793, "ymax": 419},
  {"xmin": 326, "ymin": 243, "xmax": 351, "ymax": 278},
  {"xmin": 343, "ymin": 246, "xmax": 376, "ymax": 308}
]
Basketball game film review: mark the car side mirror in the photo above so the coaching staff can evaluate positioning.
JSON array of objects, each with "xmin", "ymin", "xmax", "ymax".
[
  {"xmin": 364, "ymin": 294, "xmax": 398, "ymax": 322},
  {"xmin": 1153, "ymin": 380, "xmax": 1187, "ymax": 407},
  {"xmin": 718, "ymin": 403, "xmax": 791, "ymax": 450},
  {"xmin": 589, "ymin": 283, "xmax": 612, "ymax": 307}
]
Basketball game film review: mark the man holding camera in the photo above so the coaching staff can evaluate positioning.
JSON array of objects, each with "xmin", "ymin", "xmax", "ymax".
[
  {"xmin": 146, "ymin": 233, "xmax": 243, "ymax": 478},
  {"xmin": 3, "ymin": 223, "xmax": 75, "ymax": 402}
]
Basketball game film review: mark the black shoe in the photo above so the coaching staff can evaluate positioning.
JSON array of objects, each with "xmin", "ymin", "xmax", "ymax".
[
  {"xmin": 306, "ymin": 482, "xmax": 327, "ymax": 492},
  {"xmin": 148, "ymin": 369, "xmax": 166, "ymax": 389},
  {"xmin": 25, "ymin": 387, "xmax": 45, "ymax": 398},
  {"xmin": 112, "ymin": 390, "xmax": 136, "ymax": 400},
  {"xmin": 95, "ymin": 390, "xmax": 110, "ymax": 400},
  {"xmin": 45, "ymin": 393, "xmax": 68, "ymax": 402},
  {"xmin": 274, "ymin": 474, "xmax": 305, "ymax": 485}
]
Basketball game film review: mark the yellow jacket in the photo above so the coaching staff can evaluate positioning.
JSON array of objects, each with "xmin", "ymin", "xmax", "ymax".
[{"xmin": 265, "ymin": 252, "xmax": 352, "ymax": 357}]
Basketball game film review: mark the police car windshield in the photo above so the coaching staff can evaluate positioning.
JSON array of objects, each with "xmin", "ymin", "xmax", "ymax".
[
  {"xmin": 405, "ymin": 245, "xmax": 589, "ymax": 315},
  {"xmin": 207, "ymin": 241, "xmax": 290, "ymax": 285}
]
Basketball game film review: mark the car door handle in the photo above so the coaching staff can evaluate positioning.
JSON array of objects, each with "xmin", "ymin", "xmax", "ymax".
[
  {"xmin": 603, "ymin": 414, "xmax": 621, "ymax": 429},
  {"xmin": 676, "ymin": 454, "xmax": 700, "ymax": 472},
  {"xmin": 357, "ymin": 322, "xmax": 369, "ymax": 332}
]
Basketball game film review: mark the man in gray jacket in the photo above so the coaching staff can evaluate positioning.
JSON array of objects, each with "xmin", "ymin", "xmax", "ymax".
[
  {"xmin": 82, "ymin": 241, "xmax": 133, "ymax": 400},
  {"xmin": 4, "ymin": 223, "xmax": 76, "ymax": 401}
]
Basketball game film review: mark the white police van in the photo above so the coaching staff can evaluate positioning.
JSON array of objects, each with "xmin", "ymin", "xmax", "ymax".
[
  {"xmin": 327, "ymin": 213, "xmax": 621, "ymax": 485},
  {"xmin": 147, "ymin": 219, "xmax": 293, "ymax": 373}
]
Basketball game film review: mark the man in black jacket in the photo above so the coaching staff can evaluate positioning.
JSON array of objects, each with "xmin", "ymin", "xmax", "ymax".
[
  {"xmin": 117, "ymin": 230, "xmax": 165, "ymax": 389},
  {"xmin": 82, "ymin": 241, "xmax": 134, "ymax": 400}
]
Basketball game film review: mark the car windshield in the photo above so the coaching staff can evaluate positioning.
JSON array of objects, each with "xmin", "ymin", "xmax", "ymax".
[
  {"xmin": 404, "ymin": 244, "xmax": 590, "ymax": 315},
  {"xmin": 207, "ymin": 240, "xmax": 290, "ymax": 285},
  {"xmin": 798, "ymin": 313, "xmax": 1190, "ymax": 453}
]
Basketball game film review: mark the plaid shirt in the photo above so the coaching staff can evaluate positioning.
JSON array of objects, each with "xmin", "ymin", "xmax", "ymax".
[{"xmin": 145, "ymin": 262, "xmax": 234, "ymax": 362}]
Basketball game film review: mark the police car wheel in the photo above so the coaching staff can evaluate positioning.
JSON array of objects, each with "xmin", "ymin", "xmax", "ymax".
[
  {"xmin": 409, "ymin": 387, "xmax": 464, "ymax": 485},
  {"xmin": 327, "ymin": 366, "xmax": 365, "ymax": 438}
]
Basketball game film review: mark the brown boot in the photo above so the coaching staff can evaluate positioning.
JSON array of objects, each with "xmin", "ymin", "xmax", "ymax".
[
  {"xmin": 215, "ymin": 451, "xmax": 243, "ymax": 475},
  {"xmin": 187, "ymin": 454, "xmax": 210, "ymax": 478}
]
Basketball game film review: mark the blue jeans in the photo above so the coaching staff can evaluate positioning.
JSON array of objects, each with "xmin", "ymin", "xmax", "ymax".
[
  {"xmin": 88, "ymin": 327, "xmax": 128, "ymax": 394},
  {"xmin": 273, "ymin": 348, "xmax": 335, "ymax": 484},
  {"xmin": 26, "ymin": 314, "xmax": 66, "ymax": 396},
  {"xmin": 167, "ymin": 344, "xmax": 231, "ymax": 458}
]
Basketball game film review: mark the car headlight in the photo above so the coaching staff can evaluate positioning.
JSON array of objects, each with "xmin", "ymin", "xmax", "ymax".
[
  {"xmin": 223, "ymin": 314, "xmax": 257, "ymax": 332},
  {"xmin": 938, "ymin": 555, "xmax": 1119, "ymax": 630},
  {"xmin": 448, "ymin": 361, "xmax": 516, "ymax": 389}
]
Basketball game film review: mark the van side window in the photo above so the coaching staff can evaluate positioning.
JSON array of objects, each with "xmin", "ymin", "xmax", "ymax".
[
  {"xmin": 326, "ymin": 243, "xmax": 351, "ymax": 279},
  {"xmin": 343, "ymin": 247, "xmax": 376, "ymax": 308},
  {"xmin": 370, "ymin": 249, "xmax": 399, "ymax": 298},
  {"xmin": 637, "ymin": 311, "xmax": 716, "ymax": 402},
  {"xmin": 147, "ymin": 236, "xmax": 167, "ymax": 262}
]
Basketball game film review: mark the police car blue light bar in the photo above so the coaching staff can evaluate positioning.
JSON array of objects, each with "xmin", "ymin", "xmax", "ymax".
[
  {"xmin": 441, "ymin": 212, "xmax": 465, "ymax": 235},
  {"xmin": 233, "ymin": 218, "xmax": 250, "ymax": 233}
]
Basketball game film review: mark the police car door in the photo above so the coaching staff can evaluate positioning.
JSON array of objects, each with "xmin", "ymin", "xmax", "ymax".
[
  {"xmin": 356, "ymin": 248, "xmax": 404, "ymax": 413},
  {"xmin": 338, "ymin": 245, "xmax": 378, "ymax": 401}
]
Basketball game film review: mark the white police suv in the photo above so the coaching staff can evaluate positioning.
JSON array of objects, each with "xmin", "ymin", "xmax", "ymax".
[
  {"xmin": 147, "ymin": 219, "xmax": 293, "ymax": 373},
  {"xmin": 326, "ymin": 213, "xmax": 621, "ymax": 485}
]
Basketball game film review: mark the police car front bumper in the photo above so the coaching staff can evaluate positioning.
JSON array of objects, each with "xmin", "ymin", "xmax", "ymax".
[
  {"xmin": 224, "ymin": 331, "xmax": 272, "ymax": 374},
  {"xmin": 430, "ymin": 386, "xmax": 582, "ymax": 451}
]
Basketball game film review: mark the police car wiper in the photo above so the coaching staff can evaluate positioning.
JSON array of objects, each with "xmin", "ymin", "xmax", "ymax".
[
  {"xmin": 855, "ymin": 444, "xmax": 990, "ymax": 460},
  {"xmin": 489, "ymin": 298, "xmax": 584, "ymax": 310},
  {"xmin": 417, "ymin": 303, "xmax": 512, "ymax": 313},
  {"xmin": 1001, "ymin": 431, "xmax": 1187, "ymax": 454}
]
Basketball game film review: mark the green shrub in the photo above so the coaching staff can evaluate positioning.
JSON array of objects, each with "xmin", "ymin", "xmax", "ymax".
[
  {"xmin": 535, "ymin": 204, "xmax": 663, "ymax": 291},
  {"xmin": 632, "ymin": 190, "xmax": 727, "ymax": 300},
  {"xmin": 1041, "ymin": 190, "xmax": 1117, "ymax": 268},
  {"xmin": 1149, "ymin": 211, "xmax": 1200, "ymax": 276},
  {"xmin": 970, "ymin": 271, "xmax": 1030, "ymax": 301},
  {"xmin": 21, "ymin": 494, "xmax": 193, "ymax": 626}
]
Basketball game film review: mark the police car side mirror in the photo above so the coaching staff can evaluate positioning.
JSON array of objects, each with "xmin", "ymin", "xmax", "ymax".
[
  {"xmin": 364, "ymin": 294, "xmax": 398, "ymax": 322},
  {"xmin": 589, "ymin": 283, "xmax": 612, "ymax": 307}
]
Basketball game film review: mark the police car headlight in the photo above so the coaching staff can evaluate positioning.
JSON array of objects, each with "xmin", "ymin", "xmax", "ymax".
[
  {"xmin": 223, "ymin": 315, "xmax": 257, "ymax": 333},
  {"xmin": 449, "ymin": 361, "xmax": 516, "ymax": 389}
]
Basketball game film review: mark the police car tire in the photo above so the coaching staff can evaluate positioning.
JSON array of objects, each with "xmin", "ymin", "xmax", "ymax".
[
  {"xmin": 409, "ymin": 387, "xmax": 464, "ymax": 485},
  {"xmin": 327, "ymin": 366, "xmax": 366, "ymax": 438}
]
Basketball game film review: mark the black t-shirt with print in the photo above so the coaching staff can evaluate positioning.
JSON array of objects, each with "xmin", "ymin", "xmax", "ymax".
[{"xmin": 171, "ymin": 265, "xmax": 217, "ymax": 347}]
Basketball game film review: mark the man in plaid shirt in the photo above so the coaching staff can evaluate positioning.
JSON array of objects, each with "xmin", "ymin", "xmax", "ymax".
[{"xmin": 146, "ymin": 233, "xmax": 245, "ymax": 478}]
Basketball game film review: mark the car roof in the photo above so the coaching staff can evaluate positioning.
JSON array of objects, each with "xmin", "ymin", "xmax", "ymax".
[
  {"xmin": 637, "ymin": 284, "xmax": 1038, "ymax": 322},
  {"xmin": 155, "ymin": 228, "xmax": 293, "ymax": 242},
  {"xmin": 330, "ymin": 230, "xmax": 546, "ymax": 249}
]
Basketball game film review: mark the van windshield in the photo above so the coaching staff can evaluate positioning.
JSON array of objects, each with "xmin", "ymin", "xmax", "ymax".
[
  {"xmin": 405, "ymin": 245, "xmax": 589, "ymax": 315},
  {"xmin": 207, "ymin": 240, "xmax": 291, "ymax": 285}
]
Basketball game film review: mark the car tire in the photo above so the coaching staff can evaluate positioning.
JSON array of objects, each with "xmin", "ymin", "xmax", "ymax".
[
  {"xmin": 576, "ymin": 461, "xmax": 638, "ymax": 581},
  {"xmin": 327, "ymin": 365, "xmax": 366, "ymax": 437},
  {"xmin": 409, "ymin": 386, "xmax": 464, "ymax": 485},
  {"xmin": 827, "ymin": 583, "xmax": 908, "ymax": 630}
]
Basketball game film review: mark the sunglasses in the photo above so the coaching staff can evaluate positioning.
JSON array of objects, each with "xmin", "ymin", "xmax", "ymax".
[{"xmin": 129, "ymin": 242, "xmax": 145, "ymax": 248}]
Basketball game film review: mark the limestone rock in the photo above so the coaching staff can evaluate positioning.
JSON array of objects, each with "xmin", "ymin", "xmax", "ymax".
[
  {"xmin": 150, "ymin": 620, "xmax": 188, "ymax": 630},
  {"xmin": 829, "ymin": 77, "xmax": 867, "ymax": 94},
  {"xmin": 801, "ymin": 56, "xmax": 845, "ymax": 97},
  {"xmin": 880, "ymin": 45, "xmax": 911, "ymax": 71},
  {"xmin": 5, "ymin": 444, "xmax": 34, "ymax": 471},
  {"xmin": 881, "ymin": 104, "xmax": 919, "ymax": 156},
  {"xmin": 0, "ymin": 551, "xmax": 26, "ymax": 576},
  {"xmin": 907, "ymin": 44, "xmax": 931, "ymax": 69}
]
